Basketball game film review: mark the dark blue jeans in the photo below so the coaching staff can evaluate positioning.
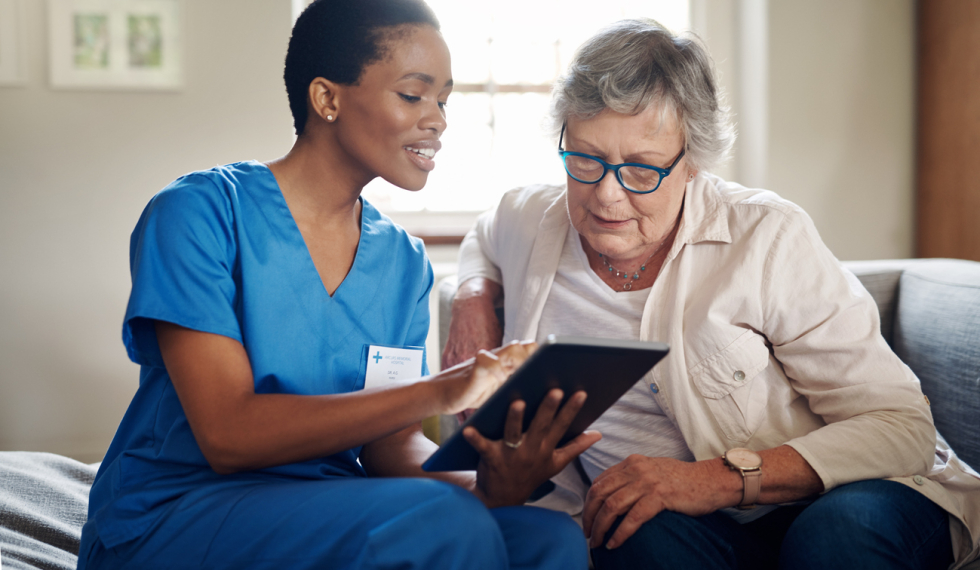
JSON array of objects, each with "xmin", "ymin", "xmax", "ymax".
[{"xmin": 591, "ymin": 479, "xmax": 954, "ymax": 570}]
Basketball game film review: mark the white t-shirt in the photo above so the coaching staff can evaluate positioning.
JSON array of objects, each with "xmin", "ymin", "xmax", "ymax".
[{"xmin": 536, "ymin": 224, "xmax": 696, "ymax": 480}]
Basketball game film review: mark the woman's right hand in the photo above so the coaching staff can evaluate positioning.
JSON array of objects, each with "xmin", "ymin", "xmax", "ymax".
[{"xmin": 435, "ymin": 340, "xmax": 537, "ymax": 416}]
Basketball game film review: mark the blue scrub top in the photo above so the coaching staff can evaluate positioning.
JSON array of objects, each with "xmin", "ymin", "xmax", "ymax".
[{"xmin": 87, "ymin": 161, "xmax": 433, "ymax": 549}]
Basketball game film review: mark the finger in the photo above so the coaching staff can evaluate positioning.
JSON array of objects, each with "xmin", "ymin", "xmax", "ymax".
[
  {"xmin": 503, "ymin": 400, "xmax": 526, "ymax": 446},
  {"xmin": 473, "ymin": 349, "xmax": 508, "ymax": 388},
  {"xmin": 543, "ymin": 390, "xmax": 588, "ymax": 448},
  {"xmin": 589, "ymin": 488, "xmax": 638, "ymax": 549},
  {"xmin": 582, "ymin": 470, "xmax": 630, "ymax": 535},
  {"xmin": 511, "ymin": 340, "xmax": 537, "ymax": 364},
  {"xmin": 591, "ymin": 457, "xmax": 630, "ymax": 486},
  {"xmin": 606, "ymin": 499, "xmax": 663, "ymax": 549},
  {"xmin": 519, "ymin": 339, "xmax": 538, "ymax": 355},
  {"xmin": 492, "ymin": 341, "xmax": 528, "ymax": 373},
  {"xmin": 474, "ymin": 348, "xmax": 500, "ymax": 367},
  {"xmin": 553, "ymin": 430, "xmax": 602, "ymax": 468},
  {"xmin": 526, "ymin": 388, "xmax": 564, "ymax": 437},
  {"xmin": 462, "ymin": 426, "xmax": 495, "ymax": 457}
]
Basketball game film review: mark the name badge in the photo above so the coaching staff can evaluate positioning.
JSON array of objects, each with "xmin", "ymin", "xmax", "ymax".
[{"xmin": 364, "ymin": 345, "xmax": 425, "ymax": 390}]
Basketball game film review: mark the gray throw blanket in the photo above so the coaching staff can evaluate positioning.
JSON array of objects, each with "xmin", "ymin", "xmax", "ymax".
[{"xmin": 0, "ymin": 452, "xmax": 98, "ymax": 570}]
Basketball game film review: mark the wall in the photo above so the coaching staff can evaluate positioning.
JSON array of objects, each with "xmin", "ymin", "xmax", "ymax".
[
  {"xmin": 0, "ymin": 0, "xmax": 915, "ymax": 462},
  {"xmin": 0, "ymin": 0, "xmax": 294, "ymax": 462},
  {"xmin": 766, "ymin": 0, "xmax": 914, "ymax": 260}
]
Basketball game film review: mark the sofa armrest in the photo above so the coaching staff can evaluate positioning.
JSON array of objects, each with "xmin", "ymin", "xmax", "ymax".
[
  {"xmin": 842, "ymin": 259, "xmax": 925, "ymax": 345},
  {"xmin": 0, "ymin": 452, "xmax": 98, "ymax": 570}
]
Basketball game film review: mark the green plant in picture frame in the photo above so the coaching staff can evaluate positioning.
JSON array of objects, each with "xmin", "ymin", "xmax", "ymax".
[
  {"xmin": 128, "ymin": 14, "xmax": 162, "ymax": 68},
  {"xmin": 73, "ymin": 13, "xmax": 109, "ymax": 69}
]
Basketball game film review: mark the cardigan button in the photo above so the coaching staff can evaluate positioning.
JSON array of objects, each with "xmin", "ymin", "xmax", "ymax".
[{"xmin": 913, "ymin": 475, "xmax": 926, "ymax": 485}]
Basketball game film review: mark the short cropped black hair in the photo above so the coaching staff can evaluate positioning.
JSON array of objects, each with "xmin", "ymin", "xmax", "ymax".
[{"xmin": 284, "ymin": 0, "xmax": 440, "ymax": 135}]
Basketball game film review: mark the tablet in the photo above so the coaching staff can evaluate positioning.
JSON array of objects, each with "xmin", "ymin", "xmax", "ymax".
[{"xmin": 422, "ymin": 335, "xmax": 669, "ymax": 472}]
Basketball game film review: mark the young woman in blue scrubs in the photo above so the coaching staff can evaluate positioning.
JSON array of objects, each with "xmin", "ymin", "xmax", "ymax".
[{"xmin": 76, "ymin": 1, "xmax": 601, "ymax": 568}]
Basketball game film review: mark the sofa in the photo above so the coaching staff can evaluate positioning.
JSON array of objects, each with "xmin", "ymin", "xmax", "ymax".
[{"xmin": 2, "ymin": 258, "xmax": 978, "ymax": 569}]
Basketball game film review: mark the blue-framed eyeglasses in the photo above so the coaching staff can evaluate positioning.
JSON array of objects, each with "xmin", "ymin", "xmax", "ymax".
[{"xmin": 557, "ymin": 122, "xmax": 686, "ymax": 194}]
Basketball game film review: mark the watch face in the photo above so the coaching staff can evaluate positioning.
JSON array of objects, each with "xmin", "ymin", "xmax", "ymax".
[{"xmin": 727, "ymin": 448, "xmax": 762, "ymax": 469}]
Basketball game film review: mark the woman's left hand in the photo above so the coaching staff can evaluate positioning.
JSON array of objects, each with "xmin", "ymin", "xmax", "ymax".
[
  {"xmin": 583, "ymin": 456, "xmax": 735, "ymax": 549},
  {"xmin": 463, "ymin": 389, "xmax": 602, "ymax": 509}
]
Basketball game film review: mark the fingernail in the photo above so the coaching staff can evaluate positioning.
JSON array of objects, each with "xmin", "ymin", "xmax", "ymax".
[{"xmin": 606, "ymin": 541, "xmax": 615, "ymax": 549}]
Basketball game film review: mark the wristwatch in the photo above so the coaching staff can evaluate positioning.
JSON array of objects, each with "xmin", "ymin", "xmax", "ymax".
[{"xmin": 722, "ymin": 448, "xmax": 763, "ymax": 508}]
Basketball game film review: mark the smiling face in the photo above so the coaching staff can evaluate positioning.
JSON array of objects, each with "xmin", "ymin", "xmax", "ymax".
[
  {"xmin": 564, "ymin": 104, "xmax": 693, "ymax": 266},
  {"xmin": 333, "ymin": 24, "xmax": 452, "ymax": 191}
]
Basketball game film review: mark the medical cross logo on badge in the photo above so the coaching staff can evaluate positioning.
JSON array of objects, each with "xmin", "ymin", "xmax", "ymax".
[{"xmin": 364, "ymin": 345, "xmax": 424, "ymax": 390}]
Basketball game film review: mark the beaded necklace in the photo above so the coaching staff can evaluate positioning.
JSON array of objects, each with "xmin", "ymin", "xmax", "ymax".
[{"xmin": 597, "ymin": 233, "xmax": 672, "ymax": 291}]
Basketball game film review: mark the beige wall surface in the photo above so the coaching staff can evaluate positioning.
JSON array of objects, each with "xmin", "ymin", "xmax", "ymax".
[
  {"xmin": 0, "ymin": 1, "xmax": 294, "ymax": 462},
  {"xmin": 0, "ymin": 0, "xmax": 915, "ymax": 462},
  {"xmin": 766, "ymin": 0, "xmax": 914, "ymax": 260}
]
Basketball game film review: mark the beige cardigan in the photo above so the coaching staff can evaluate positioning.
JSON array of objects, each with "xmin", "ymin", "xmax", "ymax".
[{"xmin": 457, "ymin": 174, "xmax": 980, "ymax": 568}]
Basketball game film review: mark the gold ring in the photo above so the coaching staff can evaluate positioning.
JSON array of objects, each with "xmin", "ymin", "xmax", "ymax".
[{"xmin": 504, "ymin": 438, "xmax": 523, "ymax": 449}]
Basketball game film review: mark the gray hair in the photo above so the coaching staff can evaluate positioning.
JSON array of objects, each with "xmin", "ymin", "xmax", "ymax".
[{"xmin": 549, "ymin": 19, "xmax": 735, "ymax": 173}]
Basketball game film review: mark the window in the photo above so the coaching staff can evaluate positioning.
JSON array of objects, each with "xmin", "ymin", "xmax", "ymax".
[{"xmin": 360, "ymin": 0, "xmax": 691, "ymax": 215}]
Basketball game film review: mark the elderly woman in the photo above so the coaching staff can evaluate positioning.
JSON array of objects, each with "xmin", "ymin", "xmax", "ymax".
[{"xmin": 444, "ymin": 18, "xmax": 980, "ymax": 570}]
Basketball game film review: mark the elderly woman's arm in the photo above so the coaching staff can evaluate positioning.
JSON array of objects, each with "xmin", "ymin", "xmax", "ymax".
[
  {"xmin": 583, "ymin": 445, "xmax": 823, "ymax": 548},
  {"xmin": 442, "ymin": 276, "xmax": 503, "ymax": 369},
  {"xmin": 760, "ymin": 211, "xmax": 936, "ymax": 487},
  {"xmin": 442, "ymin": 216, "xmax": 506, "ymax": 369}
]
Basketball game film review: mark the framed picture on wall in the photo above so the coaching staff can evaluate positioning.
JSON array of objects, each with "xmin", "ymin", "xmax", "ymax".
[
  {"xmin": 0, "ymin": 0, "xmax": 27, "ymax": 85},
  {"xmin": 48, "ymin": 0, "xmax": 182, "ymax": 90}
]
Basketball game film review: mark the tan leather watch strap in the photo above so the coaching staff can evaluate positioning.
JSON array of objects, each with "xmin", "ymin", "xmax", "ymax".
[
  {"xmin": 723, "ymin": 448, "xmax": 763, "ymax": 508},
  {"xmin": 741, "ymin": 467, "xmax": 762, "ymax": 506}
]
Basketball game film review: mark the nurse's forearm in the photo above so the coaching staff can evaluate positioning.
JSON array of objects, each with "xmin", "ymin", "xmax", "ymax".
[
  {"xmin": 360, "ymin": 426, "xmax": 478, "ymax": 493},
  {"xmin": 156, "ymin": 321, "xmax": 488, "ymax": 475},
  {"xmin": 188, "ymin": 380, "xmax": 450, "ymax": 475}
]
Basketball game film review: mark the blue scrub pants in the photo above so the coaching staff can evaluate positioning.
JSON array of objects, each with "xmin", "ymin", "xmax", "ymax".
[
  {"xmin": 79, "ymin": 477, "xmax": 588, "ymax": 570},
  {"xmin": 591, "ymin": 479, "xmax": 954, "ymax": 570}
]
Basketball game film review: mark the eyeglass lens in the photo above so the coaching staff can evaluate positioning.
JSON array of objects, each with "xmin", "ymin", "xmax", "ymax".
[{"xmin": 564, "ymin": 154, "xmax": 662, "ymax": 192}]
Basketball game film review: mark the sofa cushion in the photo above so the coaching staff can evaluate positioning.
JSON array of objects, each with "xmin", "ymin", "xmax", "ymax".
[
  {"xmin": 893, "ymin": 259, "xmax": 980, "ymax": 471},
  {"xmin": 0, "ymin": 452, "xmax": 97, "ymax": 570}
]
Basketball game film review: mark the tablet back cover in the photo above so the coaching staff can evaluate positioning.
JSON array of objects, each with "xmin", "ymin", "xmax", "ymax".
[{"xmin": 423, "ymin": 336, "xmax": 668, "ymax": 472}]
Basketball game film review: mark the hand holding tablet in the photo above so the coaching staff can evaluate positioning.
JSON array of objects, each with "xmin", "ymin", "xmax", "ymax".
[
  {"xmin": 462, "ymin": 387, "xmax": 600, "ymax": 508},
  {"xmin": 423, "ymin": 336, "xmax": 670, "ymax": 472}
]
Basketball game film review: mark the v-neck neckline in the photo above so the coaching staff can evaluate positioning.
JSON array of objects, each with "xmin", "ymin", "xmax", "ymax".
[{"xmin": 256, "ymin": 161, "xmax": 368, "ymax": 301}]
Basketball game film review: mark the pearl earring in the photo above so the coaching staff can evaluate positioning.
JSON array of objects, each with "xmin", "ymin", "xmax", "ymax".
[{"xmin": 326, "ymin": 115, "xmax": 334, "ymax": 121}]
